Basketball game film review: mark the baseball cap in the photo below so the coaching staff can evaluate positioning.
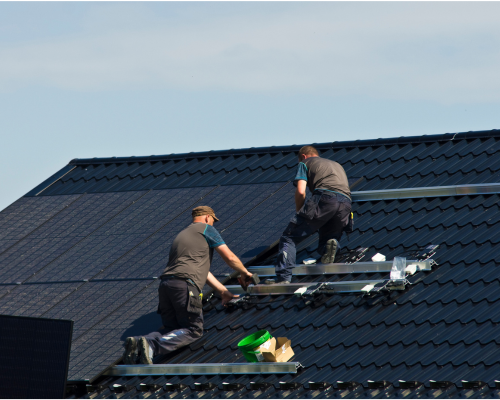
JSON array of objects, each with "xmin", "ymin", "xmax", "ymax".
[{"xmin": 192, "ymin": 206, "xmax": 219, "ymax": 222}]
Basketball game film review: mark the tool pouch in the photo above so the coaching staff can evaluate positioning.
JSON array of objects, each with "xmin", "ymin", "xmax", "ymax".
[
  {"xmin": 297, "ymin": 195, "xmax": 321, "ymax": 221},
  {"xmin": 344, "ymin": 212, "xmax": 354, "ymax": 233},
  {"xmin": 186, "ymin": 284, "xmax": 203, "ymax": 314}
]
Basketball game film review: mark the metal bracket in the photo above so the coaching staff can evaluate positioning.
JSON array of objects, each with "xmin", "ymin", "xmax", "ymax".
[
  {"xmin": 227, "ymin": 293, "xmax": 252, "ymax": 307},
  {"xmin": 414, "ymin": 244, "xmax": 439, "ymax": 261},
  {"xmin": 247, "ymin": 259, "xmax": 434, "ymax": 277},
  {"xmin": 104, "ymin": 362, "xmax": 301, "ymax": 376},
  {"xmin": 225, "ymin": 279, "xmax": 408, "ymax": 296},
  {"xmin": 335, "ymin": 247, "xmax": 369, "ymax": 264}
]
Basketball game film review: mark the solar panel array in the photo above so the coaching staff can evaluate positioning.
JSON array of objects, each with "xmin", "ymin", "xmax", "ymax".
[
  {"xmin": 0, "ymin": 315, "xmax": 72, "ymax": 399},
  {"xmin": 0, "ymin": 183, "xmax": 299, "ymax": 381}
]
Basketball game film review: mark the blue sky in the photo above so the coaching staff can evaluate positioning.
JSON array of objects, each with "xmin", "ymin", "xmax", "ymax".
[{"xmin": 1, "ymin": 2, "xmax": 500, "ymax": 211}]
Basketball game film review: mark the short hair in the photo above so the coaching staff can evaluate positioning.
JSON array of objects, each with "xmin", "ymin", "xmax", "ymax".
[{"xmin": 298, "ymin": 145, "xmax": 319, "ymax": 157}]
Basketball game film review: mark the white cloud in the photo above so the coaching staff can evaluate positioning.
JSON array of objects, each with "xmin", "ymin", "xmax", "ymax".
[{"xmin": 1, "ymin": 2, "xmax": 500, "ymax": 103}]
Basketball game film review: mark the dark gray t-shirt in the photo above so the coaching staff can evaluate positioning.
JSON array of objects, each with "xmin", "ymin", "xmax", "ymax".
[
  {"xmin": 295, "ymin": 157, "xmax": 351, "ymax": 199},
  {"xmin": 161, "ymin": 222, "xmax": 225, "ymax": 291}
]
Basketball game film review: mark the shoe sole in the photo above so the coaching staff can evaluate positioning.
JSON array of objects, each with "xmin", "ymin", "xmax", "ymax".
[
  {"xmin": 138, "ymin": 337, "xmax": 153, "ymax": 365},
  {"xmin": 321, "ymin": 239, "xmax": 338, "ymax": 264},
  {"xmin": 123, "ymin": 337, "xmax": 137, "ymax": 365}
]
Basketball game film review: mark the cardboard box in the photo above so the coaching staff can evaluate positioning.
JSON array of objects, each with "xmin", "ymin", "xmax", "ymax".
[{"xmin": 254, "ymin": 337, "xmax": 294, "ymax": 362}]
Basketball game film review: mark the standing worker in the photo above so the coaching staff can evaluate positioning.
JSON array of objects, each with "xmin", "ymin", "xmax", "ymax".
[
  {"xmin": 272, "ymin": 145, "xmax": 352, "ymax": 284},
  {"xmin": 122, "ymin": 206, "xmax": 254, "ymax": 364}
]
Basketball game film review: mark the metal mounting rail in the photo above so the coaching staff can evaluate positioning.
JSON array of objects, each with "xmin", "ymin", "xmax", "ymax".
[
  {"xmin": 352, "ymin": 183, "xmax": 500, "ymax": 202},
  {"xmin": 226, "ymin": 280, "xmax": 404, "ymax": 295},
  {"xmin": 104, "ymin": 362, "xmax": 301, "ymax": 376},
  {"xmin": 247, "ymin": 260, "xmax": 433, "ymax": 277}
]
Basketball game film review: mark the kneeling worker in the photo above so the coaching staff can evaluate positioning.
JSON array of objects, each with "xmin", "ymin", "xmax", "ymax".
[
  {"xmin": 123, "ymin": 206, "xmax": 254, "ymax": 364},
  {"xmin": 273, "ymin": 145, "xmax": 352, "ymax": 283}
]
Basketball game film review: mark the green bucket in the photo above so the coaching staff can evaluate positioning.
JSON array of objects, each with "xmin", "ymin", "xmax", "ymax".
[{"xmin": 237, "ymin": 330, "xmax": 272, "ymax": 363}]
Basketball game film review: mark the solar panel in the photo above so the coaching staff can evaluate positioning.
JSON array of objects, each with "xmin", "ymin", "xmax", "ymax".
[
  {"xmin": 94, "ymin": 183, "xmax": 287, "ymax": 280},
  {"xmin": 0, "ymin": 239, "xmax": 17, "ymax": 254},
  {"xmin": 0, "ymin": 315, "xmax": 72, "ymax": 399},
  {"xmin": 0, "ymin": 283, "xmax": 81, "ymax": 317},
  {"xmin": 0, "ymin": 285, "xmax": 16, "ymax": 301},
  {"xmin": 67, "ymin": 282, "xmax": 159, "ymax": 381},
  {"xmin": 188, "ymin": 183, "xmax": 287, "ymax": 231},
  {"xmin": 209, "ymin": 183, "xmax": 296, "ymax": 274},
  {"xmin": 42, "ymin": 280, "xmax": 154, "ymax": 340},
  {"xmin": 26, "ymin": 187, "xmax": 214, "ymax": 283},
  {"xmin": 0, "ymin": 195, "xmax": 79, "ymax": 242},
  {"xmin": 0, "ymin": 192, "xmax": 146, "ymax": 284},
  {"xmin": 93, "ymin": 220, "xmax": 190, "ymax": 280}
]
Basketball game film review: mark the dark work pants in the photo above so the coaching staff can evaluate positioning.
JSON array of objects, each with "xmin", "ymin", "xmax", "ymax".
[
  {"xmin": 135, "ymin": 278, "xmax": 203, "ymax": 357},
  {"xmin": 276, "ymin": 192, "xmax": 352, "ymax": 282}
]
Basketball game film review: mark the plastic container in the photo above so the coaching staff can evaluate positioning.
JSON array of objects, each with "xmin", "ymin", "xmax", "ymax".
[{"xmin": 237, "ymin": 330, "xmax": 272, "ymax": 362}]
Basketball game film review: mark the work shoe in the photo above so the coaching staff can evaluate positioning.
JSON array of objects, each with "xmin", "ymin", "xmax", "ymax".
[
  {"xmin": 137, "ymin": 337, "xmax": 153, "ymax": 365},
  {"xmin": 122, "ymin": 337, "xmax": 137, "ymax": 365},
  {"xmin": 321, "ymin": 239, "xmax": 338, "ymax": 264}
]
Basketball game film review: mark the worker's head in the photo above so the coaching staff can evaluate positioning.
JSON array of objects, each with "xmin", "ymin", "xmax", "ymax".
[
  {"xmin": 192, "ymin": 206, "xmax": 219, "ymax": 226},
  {"xmin": 298, "ymin": 145, "xmax": 319, "ymax": 162}
]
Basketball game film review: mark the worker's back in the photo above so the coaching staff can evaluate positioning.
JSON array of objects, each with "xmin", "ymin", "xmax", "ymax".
[
  {"xmin": 161, "ymin": 222, "xmax": 223, "ymax": 291},
  {"xmin": 301, "ymin": 157, "xmax": 350, "ymax": 199}
]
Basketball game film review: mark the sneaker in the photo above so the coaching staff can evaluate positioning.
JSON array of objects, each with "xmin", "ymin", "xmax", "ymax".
[
  {"xmin": 278, "ymin": 280, "xmax": 290, "ymax": 284},
  {"xmin": 321, "ymin": 239, "xmax": 338, "ymax": 264},
  {"xmin": 122, "ymin": 337, "xmax": 137, "ymax": 365},
  {"xmin": 138, "ymin": 337, "xmax": 153, "ymax": 365}
]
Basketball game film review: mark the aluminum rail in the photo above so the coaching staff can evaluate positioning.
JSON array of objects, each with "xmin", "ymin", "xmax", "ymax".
[
  {"xmin": 351, "ymin": 183, "xmax": 500, "ymax": 202},
  {"xmin": 247, "ymin": 260, "xmax": 433, "ymax": 277},
  {"xmin": 104, "ymin": 362, "xmax": 301, "ymax": 376},
  {"xmin": 226, "ymin": 280, "xmax": 394, "ymax": 295}
]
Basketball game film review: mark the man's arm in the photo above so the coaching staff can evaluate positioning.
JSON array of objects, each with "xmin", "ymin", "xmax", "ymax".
[
  {"xmin": 216, "ymin": 245, "xmax": 253, "ymax": 279},
  {"xmin": 295, "ymin": 180, "xmax": 307, "ymax": 212},
  {"xmin": 206, "ymin": 271, "xmax": 238, "ymax": 306}
]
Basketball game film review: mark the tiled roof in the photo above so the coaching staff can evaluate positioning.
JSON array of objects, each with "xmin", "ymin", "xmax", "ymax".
[
  {"xmin": 28, "ymin": 129, "xmax": 500, "ymax": 196},
  {"xmin": 1, "ymin": 129, "xmax": 500, "ymax": 398}
]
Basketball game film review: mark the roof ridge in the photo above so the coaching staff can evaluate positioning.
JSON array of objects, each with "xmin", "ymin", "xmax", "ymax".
[{"xmin": 69, "ymin": 129, "xmax": 500, "ymax": 165}]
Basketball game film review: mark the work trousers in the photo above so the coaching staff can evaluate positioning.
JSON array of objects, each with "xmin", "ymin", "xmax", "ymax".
[
  {"xmin": 276, "ymin": 191, "xmax": 352, "ymax": 282},
  {"xmin": 137, "ymin": 278, "xmax": 203, "ymax": 357}
]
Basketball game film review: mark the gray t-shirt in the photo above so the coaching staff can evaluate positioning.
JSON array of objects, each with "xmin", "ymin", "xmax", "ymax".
[
  {"xmin": 161, "ymin": 222, "xmax": 225, "ymax": 291},
  {"xmin": 295, "ymin": 156, "xmax": 351, "ymax": 199}
]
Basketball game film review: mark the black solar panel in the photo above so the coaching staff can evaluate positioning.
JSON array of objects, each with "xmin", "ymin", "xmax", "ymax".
[
  {"xmin": 93, "ymin": 220, "xmax": 190, "ymax": 280},
  {"xmin": 0, "ymin": 192, "xmax": 146, "ymax": 284},
  {"xmin": 43, "ymin": 280, "xmax": 154, "ymax": 340},
  {"xmin": 0, "ymin": 285, "xmax": 16, "ymax": 300},
  {"xmin": 0, "ymin": 239, "xmax": 16, "ymax": 253},
  {"xmin": 0, "ymin": 315, "xmax": 72, "ymax": 399},
  {"xmin": 26, "ymin": 187, "xmax": 214, "ymax": 283},
  {"xmin": 67, "ymin": 281, "xmax": 159, "ymax": 381},
  {"xmin": 0, "ymin": 195, "xmax": 79, "ymax": 242},
  {"xmin": 209, "ymin": 183, "xmax": 296, "ymax": 274},
  {"xmin": 94, "ymin": 183, "xmax": 287, "ymax": 280},
  {"xmin": 188, "ymin": 182, "xmax": 287, "ymax": 231},
  {"xmin": 0, "ymin": 283, "xmax": 81, "ymax": 317}
]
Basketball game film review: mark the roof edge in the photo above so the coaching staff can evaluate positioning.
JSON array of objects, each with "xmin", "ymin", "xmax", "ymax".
[{"xmin": 69, "ymin": 129, "xmax": 500, "ymax": 166}]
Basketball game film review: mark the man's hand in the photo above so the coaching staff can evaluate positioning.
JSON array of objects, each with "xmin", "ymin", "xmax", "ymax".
[
  {"xmin": 206, "ymin": 272, "xmax": 240, "ymax": 307},
  {"xmin": 238, "ymin": 272, "xmax": 260, "ymax": 291},
  {"xmin": 220, "ymin": 290, "xmax": 238, "ymax": 307}
]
